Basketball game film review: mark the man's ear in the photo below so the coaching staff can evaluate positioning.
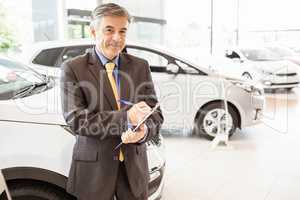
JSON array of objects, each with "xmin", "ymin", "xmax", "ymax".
[{"xmin": 90, "ymin": 27, "xmax": 96, "ymax": 39}]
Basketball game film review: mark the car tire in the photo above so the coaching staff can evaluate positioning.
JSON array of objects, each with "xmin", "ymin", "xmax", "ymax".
[
  {"xmin": 193, "ymin": 102, "xmax": 238, "ymax": 140},
  {"xmin": 0, "ymin": 181, "xmax": 75, "ymax": 200}
]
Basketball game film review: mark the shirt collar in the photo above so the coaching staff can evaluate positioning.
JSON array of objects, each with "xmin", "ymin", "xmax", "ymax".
[{"xmin": 94, "ymin": 46, "xmax": 119, "ymax": 68}]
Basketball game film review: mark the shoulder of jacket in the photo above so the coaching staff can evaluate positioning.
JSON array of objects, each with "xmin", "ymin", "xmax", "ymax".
[{"xmin": 122, "ymin": 53, "xmax": 148, "ymax": 66}]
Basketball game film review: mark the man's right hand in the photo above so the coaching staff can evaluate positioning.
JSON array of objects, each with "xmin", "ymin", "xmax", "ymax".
[{"xmin": 127, "ymin": 101, "xmax": 151, "ymax": 126}]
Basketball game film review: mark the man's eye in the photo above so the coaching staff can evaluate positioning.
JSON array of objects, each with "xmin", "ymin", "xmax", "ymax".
[{"xmin": 105, "ymin": 29, "xmax": 113, "ymax": 33}]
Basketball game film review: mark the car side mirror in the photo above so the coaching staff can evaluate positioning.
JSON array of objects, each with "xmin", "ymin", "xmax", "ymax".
[{"xmin": 166, "ymin": 63, "xmax": 180, "ymax": 74}]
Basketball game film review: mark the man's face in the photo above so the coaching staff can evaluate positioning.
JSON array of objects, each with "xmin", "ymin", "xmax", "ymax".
[{"xmin": 91, "ymin": 16, "xmax": 129, "ymax": 60}]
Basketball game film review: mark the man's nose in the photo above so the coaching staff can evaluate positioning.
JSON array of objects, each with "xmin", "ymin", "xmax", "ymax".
[{"xmin": 112, "ymin": 33, "xmax": 121, "ymax": 41}]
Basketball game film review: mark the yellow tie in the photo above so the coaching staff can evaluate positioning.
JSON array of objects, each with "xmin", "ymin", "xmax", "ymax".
[{"xmin": 105, "ymin": 62, "xmax": 124, "ymax": 162}]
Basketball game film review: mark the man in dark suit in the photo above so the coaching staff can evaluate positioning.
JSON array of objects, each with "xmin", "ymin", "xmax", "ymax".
[{"xmin": 60, "ymin": 3, "xmax": 163, "ymax": 200}]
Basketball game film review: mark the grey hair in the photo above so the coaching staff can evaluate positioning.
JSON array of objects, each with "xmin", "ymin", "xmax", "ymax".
[{"xmin": 90, "ymin": 3, "xmax": 131, "ymax": 28}]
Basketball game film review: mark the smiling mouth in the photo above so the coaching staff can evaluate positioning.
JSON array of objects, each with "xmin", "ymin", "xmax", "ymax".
[{"xmin": 111, "ymin": 46, "xmax": 120, "ymax": 48}]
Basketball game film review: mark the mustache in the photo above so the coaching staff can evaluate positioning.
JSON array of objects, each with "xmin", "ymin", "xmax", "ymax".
[{"xmin": 107, "ymin": 41, "xmax": 122, "ymax": 48}]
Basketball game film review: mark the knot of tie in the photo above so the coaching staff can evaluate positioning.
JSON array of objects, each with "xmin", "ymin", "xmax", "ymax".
[{"xmin": 105, "ymin": 62, "xmax": 116, "ymax": 73}]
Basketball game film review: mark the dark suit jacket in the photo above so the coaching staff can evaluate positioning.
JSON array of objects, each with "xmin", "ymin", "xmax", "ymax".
[{"xmin": 60, "ymin": 48, "xmax": 164, "ymax": 200}]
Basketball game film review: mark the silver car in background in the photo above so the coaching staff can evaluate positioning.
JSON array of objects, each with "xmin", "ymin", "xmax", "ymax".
[
  {"xmin": 21, "ymin": 40, "xmax": 265, "ymax": 139},
  {"xmin": 224, "ymin": 46, "xmax": 300, "ymax": 91}
]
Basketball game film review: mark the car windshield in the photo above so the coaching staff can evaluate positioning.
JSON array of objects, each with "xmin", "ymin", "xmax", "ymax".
[
  {"xmin": 0, "ymin": 57, "xmax": 46, "ymax": 100},
  {"xmin": 266, "ymin": 46, "xmax": 295, "ymax": 58},
  {"xmin": 240, "ymin": 48, "xmax": 282, "ymax": 61}
]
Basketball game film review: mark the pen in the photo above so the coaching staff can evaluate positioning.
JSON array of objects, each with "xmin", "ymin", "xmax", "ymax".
[{"xmin": 118, "ymin": 99, "xmax": 134, "ymax": 105}]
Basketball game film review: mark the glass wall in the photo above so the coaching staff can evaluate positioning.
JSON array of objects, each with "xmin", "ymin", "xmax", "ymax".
[{"xmin": 1, "ymin": 0, "xmax": 300, "ymax": 57}]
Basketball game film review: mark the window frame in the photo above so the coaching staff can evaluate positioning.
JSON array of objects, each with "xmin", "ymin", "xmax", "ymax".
[{"xmin": 125, "ymin": 45, "xmax": 206, "ymax": 75}]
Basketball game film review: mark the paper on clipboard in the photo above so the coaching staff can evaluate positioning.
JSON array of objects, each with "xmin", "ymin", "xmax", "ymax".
[{"xmin": 132, "ymin": 103, "xmax": 160, "ymax": 132}]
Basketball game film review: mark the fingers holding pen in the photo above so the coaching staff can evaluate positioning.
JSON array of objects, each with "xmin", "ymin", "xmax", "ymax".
[{"xmin": 128, "ymin": 101, "xmax": 152, "ymax": 125}]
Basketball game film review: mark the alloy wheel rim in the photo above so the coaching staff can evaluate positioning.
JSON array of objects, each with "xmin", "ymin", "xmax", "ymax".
[
  {"xmin": 202, "ymin": 108, "xmax": 233, "ymax": 137},
  {"xmin": 243, "ymin": 73, "xmax": 252, "ymax": 80}
]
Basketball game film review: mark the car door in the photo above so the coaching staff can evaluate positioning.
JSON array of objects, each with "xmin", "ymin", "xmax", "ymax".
[{"xmin": 125, "ymin": 46, "xmax": 214, "ymax": 132}]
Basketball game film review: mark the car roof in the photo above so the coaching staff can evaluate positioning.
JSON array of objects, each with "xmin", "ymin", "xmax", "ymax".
[
  {"xmin": 28, "ymin": 38, "xmax": 95, "ymax": 50},
  {"xmin": 25, "ymin": 38, "xmax": 176, "ymax": 54},
  {"xmin": 23, "ymin": 39, "xmax": 212, "ymax": 75}
]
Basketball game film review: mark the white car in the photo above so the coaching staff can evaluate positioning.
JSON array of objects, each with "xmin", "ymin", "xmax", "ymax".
[
  {"xmin": 0, "ymin": 56, "xmax": 165, "ymax": 200},
  {"xmin": 223, "ymin": 47, "xmax": 300, "ymax": 90},
  {"xmin": 22, "ymin": 40, "xmax": 265, "ymax": 139}
]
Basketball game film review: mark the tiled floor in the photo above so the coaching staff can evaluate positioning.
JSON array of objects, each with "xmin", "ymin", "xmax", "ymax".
[{"xmin": 162, "ymin": 88, "xmax": 300, "ymax": 200}]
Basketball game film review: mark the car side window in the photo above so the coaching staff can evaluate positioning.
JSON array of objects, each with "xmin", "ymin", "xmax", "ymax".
[
  {"xmin": 175, "ymin": 60, "xmax": 199, "ymax": 74},
  {"xmin": 126, "ymin": 47, "xmax": 168, "ymax": 73},
  {"xmin": 226, "ymin": 50, "xmax": 240, "ymax": 59},
  {"xmin": 60, "ymin": 45, "xmax": 92, "ymax": 64},
  {"xmin": 32, "ymin": 47, "xmax": 64, "ymax": 67}
]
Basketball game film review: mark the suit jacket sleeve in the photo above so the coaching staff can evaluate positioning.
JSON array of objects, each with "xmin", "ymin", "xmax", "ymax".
[
  {"xmin": 60, "ymin": 62, "xmax": 128, "ymax": 139},
  {"xmin": 140, "ymin": 61, "xmax": 164, "ymax": 143}
]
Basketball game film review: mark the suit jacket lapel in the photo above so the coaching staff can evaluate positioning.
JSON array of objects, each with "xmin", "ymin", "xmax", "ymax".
[
  {"xmin": 87, "ymin": 48, "xmax": 118, "ymax": 110},
  {"xmin": 119, "ymin": 53, "xmax": 133, "ymax": 108}
]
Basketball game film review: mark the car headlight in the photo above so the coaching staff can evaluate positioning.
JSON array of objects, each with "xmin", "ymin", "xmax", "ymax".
[
  {"xmin": 231, "ymin": 81, "xmax": 264, "ymax": 95},
  {"xmin": 262, "ymin": 70, "xmax": 273, "ymax": 75},
  {"xmin": 262, "ymin": 80, "xmax": 272, "ymax": 86}
]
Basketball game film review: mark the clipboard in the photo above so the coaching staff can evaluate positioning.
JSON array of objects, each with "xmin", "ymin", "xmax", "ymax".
[{"xmin": 114, "ymin": 103, "xmax": 160, "ymax": 150}]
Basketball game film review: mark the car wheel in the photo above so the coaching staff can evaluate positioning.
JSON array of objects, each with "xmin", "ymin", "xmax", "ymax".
[
  {"xmin": 193, "ymin": 102, "xmax": 238, "ymax": 140},
  {"xmin": 242, "ymin": 72, "xmax": 252, "ymax": 80},
  {"xmin": 0, "ymin": 181, "xmax": 75, "ymax": 200}
]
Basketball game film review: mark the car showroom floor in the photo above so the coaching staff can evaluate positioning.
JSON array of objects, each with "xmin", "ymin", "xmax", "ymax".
[{"xmin": 161, "ymin": 87, "xmax": 300, "ymax": 200}]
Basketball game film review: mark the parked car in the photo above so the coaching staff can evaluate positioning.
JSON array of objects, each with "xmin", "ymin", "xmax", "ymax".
[
  {"xmin": 224, "ymin": 46, "xmax": 300, "ymax": 90},
  {"xmin": 0, "ymin": 56, "xmax": 165, "ymax": 200},
  {"xmin": 22, "ymin": 40, "xmax": 265, "ymax": 139}
]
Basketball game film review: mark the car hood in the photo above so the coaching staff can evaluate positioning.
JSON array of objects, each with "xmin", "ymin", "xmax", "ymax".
[
  {"xmin": 252, "ymin": 60, "xmax": 299, "ymax": 74},
  {"xmin": 209, "ymin": 73, "xmax": 263, "ymax": 91},
  {"xmin": 210, "ymin": 71, "xmax": 250, "ymax": 83},
  {"xmin": 0, "ymin": 84, "xmax": 67, "ymax": 126},
  {"xmin": 285, "ymin": 56, "xmax": 300, "ymax": 66}
]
